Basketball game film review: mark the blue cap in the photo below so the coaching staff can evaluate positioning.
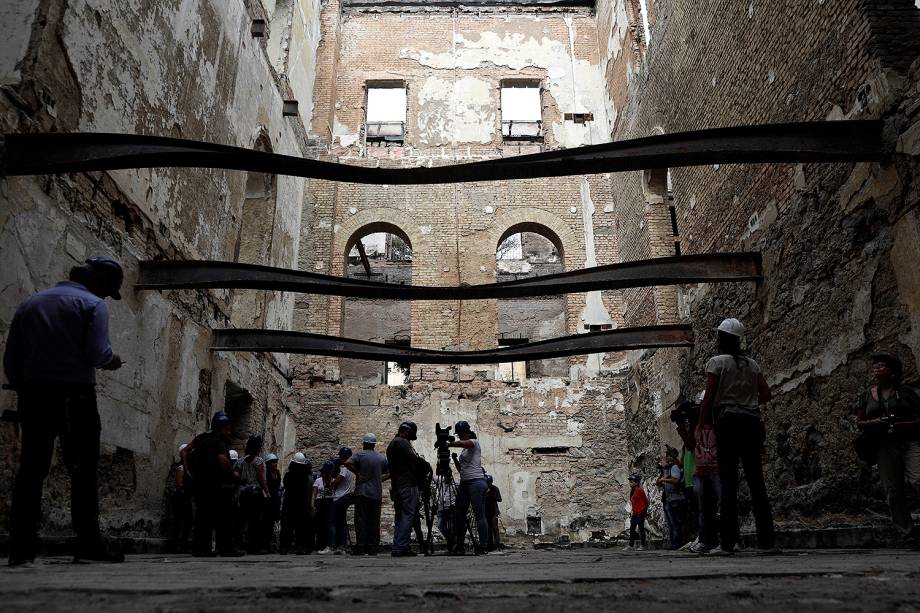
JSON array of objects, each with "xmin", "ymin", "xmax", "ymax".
[
  {"xmin": 339, "ymin": 447, "xmax": 353, "ymax": 459},
  {"xmin": 321, "ymin": 459, "xmax": 336, "ymax": 474},
  {"xmin": 85, "ymin": 256, "xmax": 124, "ymax": 300},
  {"xmin": 211, "ymin": 411, "xmax": 230, "ymax": 428},
  {"xmin": 455, "ymin": 420, "xmax": 471, "ymax": 434},
  {"xmin": 628, "ymin": 473, "xmax": 641, "ymax": 483}
]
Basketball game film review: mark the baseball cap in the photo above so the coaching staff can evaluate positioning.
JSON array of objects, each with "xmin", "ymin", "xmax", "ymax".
[{"xmin": 85, "ymin": 256, "xmax": 124, "ymax": 300}]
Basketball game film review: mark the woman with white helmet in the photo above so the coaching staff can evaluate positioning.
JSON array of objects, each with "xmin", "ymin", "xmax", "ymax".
[
  {"xmin": 697, "ymin": 318, "xmax": 776, "ymax": 555},
  {"xmin": 280, "ymin": 452, "xmax": 313, "ymax": 554}
]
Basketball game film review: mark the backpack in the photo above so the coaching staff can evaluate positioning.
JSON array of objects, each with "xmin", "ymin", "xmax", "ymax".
[{"xmin": 694, "ymin": 425, "xmax": 719, "ymax": 476}]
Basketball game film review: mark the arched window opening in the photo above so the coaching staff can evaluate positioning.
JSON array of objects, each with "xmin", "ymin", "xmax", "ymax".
[
  {"xmin": 232, "ymin": 138, "xmax": 277, "ymax": 329},
  {"xmin": 341, "ymin": 228, "xmax": 412, "ymax": 386},
  {"xmin": 496, "ymin": 228, "xmax": 566, "ymax": 381}
]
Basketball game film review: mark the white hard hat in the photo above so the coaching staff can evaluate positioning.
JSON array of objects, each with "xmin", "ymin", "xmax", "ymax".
[
  {"xmin": 717, "ymin": 318, "xmax": 745, "ymax": 338},
  {"xmin": 265, "ymin": 453, "xmax": 278, "ymax": 462},
  {"xmin": 363, "ymin": 433, "xmax": 377, "ymax": 444},
  {"xmin": 292, "ymin": 452, "xmax": 307, "ymax": 464},
  {"xmin": 229, "ymin": 449, "xmax": 239, "ymax": 461}
]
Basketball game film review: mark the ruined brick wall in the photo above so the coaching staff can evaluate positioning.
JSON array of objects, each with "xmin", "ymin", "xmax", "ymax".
[
  {"xmin": 0, "ymin": 0, "xmax": 320, "ymax": 537},
  {"xmin": 600, "ymin": 0, "xmax": 920, "ymax": 528},
  {"xmin": 289, "ymin": 3, "xmax": 634, "ymax": 540}
]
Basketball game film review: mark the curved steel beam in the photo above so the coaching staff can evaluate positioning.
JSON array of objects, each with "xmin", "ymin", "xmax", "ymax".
[
  {"xmin": 1, "ymin": 121, "xmax": 885, "ymax": 184},
  {"xmin": 136, "ymin": 253, "xmax": 761, "ymax": 299},
  {"xmin": 211, "ymin": 325, "xmax": 693, "ymax": 363}
]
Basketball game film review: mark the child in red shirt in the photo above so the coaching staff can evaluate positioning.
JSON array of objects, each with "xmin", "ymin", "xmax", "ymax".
[{"xmin": 626, "ymin": 474, "xmax": 648, "ymax": 550}]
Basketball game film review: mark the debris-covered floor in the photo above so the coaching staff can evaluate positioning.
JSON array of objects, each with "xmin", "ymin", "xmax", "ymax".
[{"xmin": 2, "ymin": 549, "xmax": 919, "ymax": 612}]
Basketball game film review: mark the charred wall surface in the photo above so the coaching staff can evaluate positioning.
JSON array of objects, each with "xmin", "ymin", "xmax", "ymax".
[
  {"xmin": 598, "ymin": 0, "xmax": 920, "ymax": 529},
  {"xmin": 0, "ymin": 0, "xmax": 321, "ymax": 538}
]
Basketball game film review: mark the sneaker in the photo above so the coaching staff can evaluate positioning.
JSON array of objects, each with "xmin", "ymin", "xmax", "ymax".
[
  {"xmin": 622, "ymin": 545, "xmax": 634, "ymax": 552},
  {"xmin": 678, "ymin": 539, "xmax": 697, "ymax": 551},
  {"xmin": 486, "ymin": 549, "xmax": 507, "ymax": 555},
  {"xmin": 316, "ymin": 547, "xmax": 333, "ymax": 555},
  {"xmin": 333, "ymin": 548, "xmax": 345, "ymax": 555},
  {"xmin": 689, "ymin": 542, "xmax": 711, "ymax": 554},
  {"xmin": 634, "ymin": 545, "xmax": 645, "ymax": 551}
]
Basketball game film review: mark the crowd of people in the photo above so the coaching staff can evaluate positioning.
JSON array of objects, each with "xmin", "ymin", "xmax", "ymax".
[
  {"xmin": 3, "ymin": 258, "xmax": 918, "ymax": 567},
  {"xmin": 167, "ymin": 417, "xmax": 505, "ymax": 557},
  {"xmin": 625, "ymin": 319, "xmax": 920, "ymax": 554}
]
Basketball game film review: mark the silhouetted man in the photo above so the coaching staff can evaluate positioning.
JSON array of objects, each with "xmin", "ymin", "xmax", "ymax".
[{"xmin": 4, "ymin": 257, "xmax": 125, "ymax": 566}]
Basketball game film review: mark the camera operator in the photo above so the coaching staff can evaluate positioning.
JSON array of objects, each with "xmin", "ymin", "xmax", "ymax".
[
  {"xmin": 448, "ymin": 421, "xmax": 489, "ymax": 555},
  {"xmin": 855, "ymin": 354, "xmax": 920, "ymax": 542},
  {"xmin": 387, "ymin": 421, "xmax": 422, "ymax": 557}
]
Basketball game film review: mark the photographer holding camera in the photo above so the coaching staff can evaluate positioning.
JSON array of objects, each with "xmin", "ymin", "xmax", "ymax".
[
  {"xmin": 855, "ymin": 354, "xmax": 920, "ymax": 542},
  {"xmin": 448, "ymin": 420, "xmax": 489, "ymax": 555}
]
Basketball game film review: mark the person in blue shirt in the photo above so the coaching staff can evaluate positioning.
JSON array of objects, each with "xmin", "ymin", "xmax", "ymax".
[{"xmin": 3, "ymin": 256, "xmax": 125, "ymax": 566}]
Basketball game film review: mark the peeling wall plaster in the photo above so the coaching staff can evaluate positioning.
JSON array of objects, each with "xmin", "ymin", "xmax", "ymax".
[
  {"xmin": 399, "ymin": 27, "xmax": 612, "ymax": 147},
  {"xmin": 417, "ymin": 75, "xmax": 496, "ymax": 146},
  {"xmin": 0, "ymin": 0, "xmax": 38, "ymax": 85},
  {"xmin": 287, "ymin": 0, "xmax": 323, "ymax": 126}
]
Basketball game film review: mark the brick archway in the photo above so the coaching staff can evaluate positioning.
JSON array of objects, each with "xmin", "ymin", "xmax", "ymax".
[
  {"xmin": 487, "ymin": 208, "xmax": 580, "ymax": 267},
  {"xmin": 331, "ymin": 208, "xmax": 426, "ymax": 276}
]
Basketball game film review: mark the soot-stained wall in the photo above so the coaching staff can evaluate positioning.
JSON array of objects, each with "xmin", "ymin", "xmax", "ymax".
[
  {"xmin": 598, "ymin": 0, "xmax": 920, "ymax": 530},
  {"xmin": 0, "ymin": 0, "xmax": 320, "ymax": 537}
]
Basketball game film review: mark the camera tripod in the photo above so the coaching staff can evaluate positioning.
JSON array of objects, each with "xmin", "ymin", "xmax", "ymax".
[{"xmin": 419, "ymin": 424, "xmax": 478, "ymax": 554}]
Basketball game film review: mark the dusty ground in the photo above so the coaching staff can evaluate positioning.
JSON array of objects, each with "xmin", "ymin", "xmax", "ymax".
[{"xmin": 1, "ymin": 548, "xmax": 919, "ymax": 612}]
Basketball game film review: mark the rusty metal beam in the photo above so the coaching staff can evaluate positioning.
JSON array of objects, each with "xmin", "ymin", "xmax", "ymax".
[
  {"xmin": 211, "ymin": 325, "xmax": 693, "ymax": 363},
  {"xmin": 354, "ymin": 240, "xmax": 372, "ymax": 277},
  {"xmin": 0, "ymin": 121, "xmax": 886, "ymax": 184},
  {"xmin": 136, "ymin": 252, "xmax": 761, "ymax": 299}
]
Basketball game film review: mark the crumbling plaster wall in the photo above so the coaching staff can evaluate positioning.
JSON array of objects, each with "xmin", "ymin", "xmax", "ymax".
[
  {"xmin": 0, "ymin": 0, "xmax": 320, "ymax": 537},
  {"xmin": 601, "ymin": 0, "xmax": 920, "ymax": 529},
  {"xmin": 289, "ymin": 3, "xmax": 632, "ymax": 539}
]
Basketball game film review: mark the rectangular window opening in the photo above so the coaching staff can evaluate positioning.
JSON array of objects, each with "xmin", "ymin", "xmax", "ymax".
[
  {"xmin": 366, "ymin": 81, "xmax": 407, "ymax": 145},
  {"xmin": 384, "ymin": 338, "xmax": 410, "ymax": 386},
  {"xmin": 501, "ymin": 81, "xmax": 542, "ymax": 142},
  {"xmin": 532, "ymin": 446, "xmax": 570, "ymax": 455},
  {"xmin": 498, "ymin": 336, "xmax": 528, "ymax": 382},
  {"xmin": 563, "ymin": 112, "xmax": 594, "ymax": 124},
  {"xmin": 669, "ymin": 204, "xmax": 681, "ymax": 256},
  {"xmin": 527, "ymin": 515, "xmax": 543, "ymax": 535},
  {"xmin": 586, "ymin": 323, "xmax": 614, "ymax": 332}
]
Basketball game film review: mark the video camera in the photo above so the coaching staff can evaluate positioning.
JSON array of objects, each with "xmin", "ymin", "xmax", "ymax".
[
  {"xmin": 670, "ymin": 401, "xmax": 699, "ymax": 429},
  {"xmin": 434, "ymin": 423, "xmax": 455, "ymax": 476}
]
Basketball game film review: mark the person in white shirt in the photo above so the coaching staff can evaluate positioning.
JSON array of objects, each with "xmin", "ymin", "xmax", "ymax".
[
  {"xmin": 698, "ymin": 318, "xmax": 775, "ymax": 555},
  {"xmin": 331, "ymin": 447, "xmax": 356, "ymax": 552},
  {"xmin": 448, "ymin": 420, "xmax": 488, "ymax": 555},
  {"xmin": 312, "ymin": 460, "xmax": 336, "ymax": 553}
]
